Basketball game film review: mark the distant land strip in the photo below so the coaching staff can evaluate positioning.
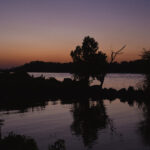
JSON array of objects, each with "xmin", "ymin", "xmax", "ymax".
[{"xmin": 1, "ymin": 59, "xmax": 146, "ymax": 73}]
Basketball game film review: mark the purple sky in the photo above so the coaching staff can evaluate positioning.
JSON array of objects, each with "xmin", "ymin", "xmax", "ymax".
[{"xmin": 0, "ymin": 0, "xmax": 150, "ymax": 68}]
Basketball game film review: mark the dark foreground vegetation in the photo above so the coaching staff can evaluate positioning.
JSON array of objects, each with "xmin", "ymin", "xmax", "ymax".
[
  {"xmin": 0, "ymin": 132, "xmax": 65, "ymax": 150},
  {"xmin": 0, "ymin": 132, "xmax": 39, "ymax": 150},
  {"xmin": 0, "ymin": 71, "xmax": 145, "ymax": 103}
]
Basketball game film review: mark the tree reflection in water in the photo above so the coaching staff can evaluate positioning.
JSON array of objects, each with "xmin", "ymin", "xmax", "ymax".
[
  {"xmin": 0, "ymin": 119, "xmax": 4, "ymax": 140},
  {"xmin": 138, "ymin": 74, "xmax": 150, "ymax": 145},
  {"xmin": 139, "ymin": 102, "xmax": 150, "ymax": 145},
  {"xmin": 70, "ymin": 99, "xmax": 114, "ymax": 148}
]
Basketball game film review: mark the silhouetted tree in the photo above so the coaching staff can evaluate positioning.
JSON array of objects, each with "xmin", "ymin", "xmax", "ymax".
[
  {"xmin": 140, "ymin": 49, "xmax": 150, "ymax": 95},
  {"xmin": 141, "ymin": 49, "xmax": 150, "ymax": 62},
  {"xmin": 141, "ymin": 48, "xmax": 150, "ymax": 74},
  {"xmin": 70, "ymin": 36, "xmax": 108, "ymax": 88},
  {"xmin": 71, "ymin": 36, "xmax": 126, "ymax": 88}
]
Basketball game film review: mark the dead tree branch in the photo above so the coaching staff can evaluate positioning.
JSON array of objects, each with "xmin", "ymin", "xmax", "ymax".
[{"xmin": 110, "ymin": 45, "xmax": 126, "ymax": 63}]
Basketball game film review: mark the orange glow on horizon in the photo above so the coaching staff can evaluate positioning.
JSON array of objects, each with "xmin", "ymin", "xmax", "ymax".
[
  {"xmin": 0, "ymin": 0, "xmax": 150, "ymax": 68},
  {"xmin": 0, "ymin": 46, "xmax": 141, "ymax": 69},
  {"xmin": 0, "ymin": 36, "xmax": 145, "ymax": 68}
]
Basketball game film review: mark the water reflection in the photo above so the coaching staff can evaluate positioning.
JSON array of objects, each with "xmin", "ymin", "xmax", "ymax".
[
  {"xmin": 0, "ymin": 96, "xmax": 150, "ymax": 150},
  {"xmin": 70, "ymin": 99, "xmax": 113, "ymax": 148},
  {"xmin": 0, "ymin": 98, "xmax": 48, "ymax": 113},
  {"xmin": 0, "ymin": 119, "xmax": 4, "ymax": 140},
  {"xmin": 138, "ymin": 74, "xmax": 150, "ymax": 145},
  {"xmin": 0, "ymin": 82, "xmax": 150, "ymax": 149},
  {"xmin": 30, "ymin": 73, "xmax": 144, "ymax": 90},
  {"xmin": 138, "ymin": 101, "xmax": 150, "ymax": 145}
]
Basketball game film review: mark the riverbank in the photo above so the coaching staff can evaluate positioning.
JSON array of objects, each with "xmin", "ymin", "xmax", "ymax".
[{"xmin": 0, "ymin": 72, "xmax": 145, "ymax": 103}]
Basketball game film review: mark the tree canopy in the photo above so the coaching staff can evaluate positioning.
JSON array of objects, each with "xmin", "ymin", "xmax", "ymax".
[
  {"xmin": 141, "ymin": 48, "xmax": 150, "ymax": 74},
  {"xmin": 70, "ymin": 36, "xmax": 108, "ymax": 87},
  {"xmin": 141, "ymin": 49, "xmax": 150, "ymax": 61}
]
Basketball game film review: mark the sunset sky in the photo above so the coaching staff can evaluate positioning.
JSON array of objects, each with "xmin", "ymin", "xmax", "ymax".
[{"xmin": 0, "ymin": 0, "xmax": 150, "ymax": 68}]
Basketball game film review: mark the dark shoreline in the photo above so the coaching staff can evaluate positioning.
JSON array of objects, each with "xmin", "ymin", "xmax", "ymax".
[
  {"xmin": 1, "ymin": 59, "xmax": 146, "ymax": 74},
  {"xmin": 0, "ymin": 71, "xmax": 146, "ymax": 111}
]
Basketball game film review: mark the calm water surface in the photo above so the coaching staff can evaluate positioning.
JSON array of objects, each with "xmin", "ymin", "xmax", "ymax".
[
  {"xmin": 1, "ymin": 73, "xmax": 149, "ymax": 150},
  {"xmin": 29, "ymin": 73, "xmax": 144, "ymax": 89}
]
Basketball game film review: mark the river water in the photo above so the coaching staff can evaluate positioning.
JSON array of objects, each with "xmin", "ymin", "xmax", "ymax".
[{"xmin": 1, "ymin": 73, "xmax": 150, "ymax": 150}]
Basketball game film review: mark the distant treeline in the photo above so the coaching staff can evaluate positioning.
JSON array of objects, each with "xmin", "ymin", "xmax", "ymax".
[{"xmin": 6, "ymin": 59, "xmax": 146, "ymax": 73}]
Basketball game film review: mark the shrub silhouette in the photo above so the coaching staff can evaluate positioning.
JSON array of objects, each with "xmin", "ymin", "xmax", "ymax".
[
  {"xmin": 141, "ymin": 48, "xmax": 150, "ymax": 74},
  {"xmin": 48, "ymin": 139, "xmax": 66, "ymax": 150},
  {"xmin": 0, "ymin": 132, "xmax": 39, "ymax": 150}
]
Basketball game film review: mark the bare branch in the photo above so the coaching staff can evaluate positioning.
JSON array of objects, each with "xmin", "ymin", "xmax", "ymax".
[{"xmin": 110, "ymin": 45, "xmax": 126, "ymax": 63}]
